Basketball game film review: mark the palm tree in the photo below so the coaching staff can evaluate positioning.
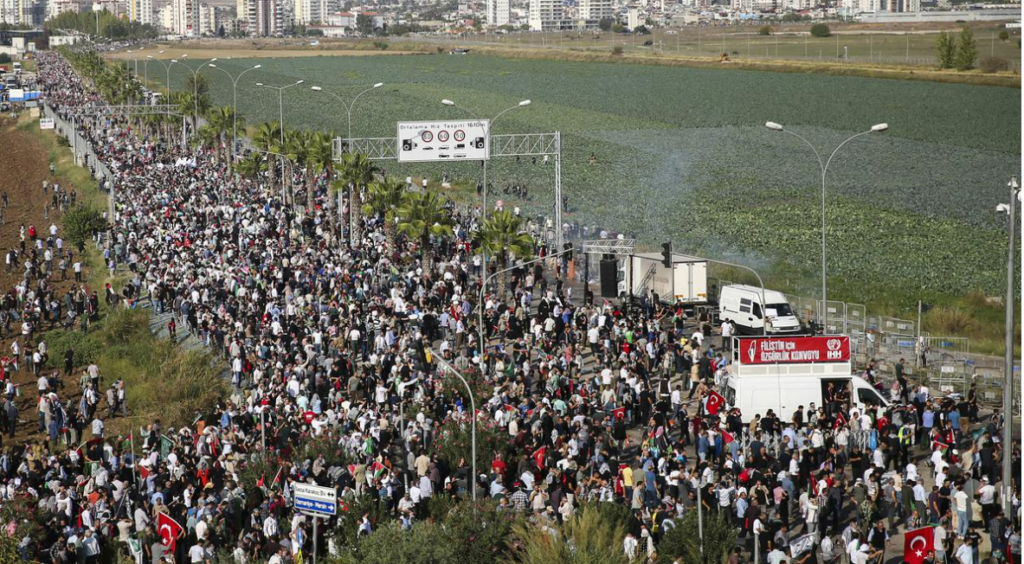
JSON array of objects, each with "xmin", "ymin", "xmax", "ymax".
[
  {"xmin": 285, "ymin": 129, "xmax": 319, "ymax": 211},
  {"xmin": 473, "ymin": 209, "xmax": 534, "ymax": 297},
  {"xmin": 309, "ymin": 131, "xmax": 337, "ymax": 223},
  {"xmin": 206, "ymin": 107, "xmax": 243, "ymax": 165},
  {"xmin": 235, "ymin": 153, "xmax": 268, "ymax": 180},
  {"xmin": 396, "ymin": 190, "xmax": 454, "ymax": 272},
  {"xmin": 334, "ymin": 152, "xmax": 379, "ymax": 246},
  {"xmin": 191, "ymin": 124, "xmax": 219, "ymax": 152},
  {"xmin": 254, "ymin": 121, "xmax": 283, "ymax": 187},
  {"xmin": 363, "ymin": 176, "xmax": 409, "ymax": 251},
  {"xmin": 506, "ymin": 506, "xmax": 629, "ymax": 564}
]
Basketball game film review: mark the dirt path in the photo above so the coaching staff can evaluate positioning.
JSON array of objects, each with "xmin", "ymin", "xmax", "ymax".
[{"xmin": 0, "ymin": 115, "xmax": 92, "ymax": 444}]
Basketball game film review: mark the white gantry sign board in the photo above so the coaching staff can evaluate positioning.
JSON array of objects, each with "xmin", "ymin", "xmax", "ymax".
[
  {"xmin": 397, "ymin": 120, "xmax": 489, "ymax": 163},
  {"xmin": 293, "ymin": 483, "xmax": 337, "ymax": 516}
]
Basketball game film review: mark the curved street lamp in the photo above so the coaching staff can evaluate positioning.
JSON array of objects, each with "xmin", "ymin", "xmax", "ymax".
[{"xmin": 764, "ymin": 121, "xmax": 888, "ymax": 332}]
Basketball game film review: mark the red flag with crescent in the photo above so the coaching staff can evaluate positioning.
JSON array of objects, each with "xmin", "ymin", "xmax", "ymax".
[
  {"xmin": 833, "ymin": 411, "xmax": 847, "ymax": 430},
  {"xmin": 157, "ymin": 512, "xmax": 183, "ymax": 552},
  {"xmin": 903, "ymin": 526, "xmax": 934, "ymax": 564},
  {"xmin": 705, "ymin": 390, "xmax": 725, "ymax": 416}
]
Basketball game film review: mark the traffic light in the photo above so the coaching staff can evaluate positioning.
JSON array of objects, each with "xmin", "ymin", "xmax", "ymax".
[{"xmin": 661, "ymin": 242, "xmax": 672, "ymax": 268}]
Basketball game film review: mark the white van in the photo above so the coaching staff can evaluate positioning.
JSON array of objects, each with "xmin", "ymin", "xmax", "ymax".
[
  {"xmin": 724, "ymin": 373, "xmax": 888, "ymax": 422},
  {"xmin": 719, "ymin": 284, "xmax": 802, "ymax": 335}
]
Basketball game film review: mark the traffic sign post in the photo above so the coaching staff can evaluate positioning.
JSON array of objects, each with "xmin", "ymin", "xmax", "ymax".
[
  {"xmin": 294, "ymin": 483, "xmax": 336, "ymax": 564},
  {"xmin": 397, "ymin": 120, "xmax": 489, "ymax": 163},
  {"xmin": 293, "ymin": 482, "xmax": 337, "ymax": 516}
]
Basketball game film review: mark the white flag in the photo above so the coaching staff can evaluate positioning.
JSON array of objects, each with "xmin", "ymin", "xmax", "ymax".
[{"xmin": 790, "ymin": 533, "xmax": 816, "ymax": 558}]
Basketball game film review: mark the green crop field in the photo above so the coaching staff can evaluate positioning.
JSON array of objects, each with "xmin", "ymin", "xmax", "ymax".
[{"xmin": 163, "ymin": 53, "xmax": 1020, "ymax": 306}]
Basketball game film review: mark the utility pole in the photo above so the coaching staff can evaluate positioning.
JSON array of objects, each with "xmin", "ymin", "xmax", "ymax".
[{"xmin": 1001, "ymin": 175, "xmax": 1019, "ymax": 514}]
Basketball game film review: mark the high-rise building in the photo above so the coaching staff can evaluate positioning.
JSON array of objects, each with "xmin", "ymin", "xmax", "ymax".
[
  {"xmin": 528, "ymin": 0, "xmax": 563, "ymax": 31},
  {"xmin": 486, "ymin": 0, "xmax": 510, "ymax": 26},
  {"xmin": 295, "ymin": 0, "xmax": 334, "ymax": 24},
  {"xmin": 171, "ymin": 0, "xmax": 199, "ymax": 35},
  {"xmin": 578, "ymin": 0, "xmax": 613, "ymax": 26},
  {"xmin": 253, "ymin": 0, "xmax": 283, "ymax": 36},
  {"xmin": 138, "ymin": 0, "xmax": 153, "ymax": 24}
]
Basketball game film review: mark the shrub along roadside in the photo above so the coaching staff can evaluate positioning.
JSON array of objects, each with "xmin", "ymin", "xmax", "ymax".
[
  {"xmin": 20, "ymin": 112, "xmax": 229, "ymax": 435},
  {"xmin": 42, "ymin": 308, "xmax": 227, "ymax": 433}
]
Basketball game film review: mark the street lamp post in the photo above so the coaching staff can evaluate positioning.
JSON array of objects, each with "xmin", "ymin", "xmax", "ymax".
[
  {"xmin": 208, "ymin": 63, "xmax": 263, "ymax": 158},
  {"xmin": 764, "ymin": 121, "xmax": 888, "ymax": 333},
  {"xmin": 310, "ymin": 83, "xmax": 384, "ymax": 242},
  {"xmin": 997, "ymin": 174, "xmax": 1019, "ymax": 514},
  {"xmin": 441, "ymin": 99, "xmax": 531, "ymax": 358},
  {"xmin": 170, "ymin": 56, "xmax": 218, "ymax": 133},
  {"xmin": 252, "ymin": 147, "xmax": 298, "ymax": 204},
  {"xmin": 256, "ymin": 80, "xmax": 305, "ymax": 146},
  {"xmin": 429, "ymin": 349, "xmax": 478, "ymax": 502}
]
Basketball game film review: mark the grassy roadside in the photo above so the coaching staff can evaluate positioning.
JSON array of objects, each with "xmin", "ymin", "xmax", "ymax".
[{"xmin": 16, "ymin": 111, "xmax": 227, "ymax": 437}]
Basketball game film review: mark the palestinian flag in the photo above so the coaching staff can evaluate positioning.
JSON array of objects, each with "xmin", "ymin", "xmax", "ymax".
[
  {"xmin": 931, "ymin": 439, "xmax": 950, "ymax": 452},
  {"xmin": 371, "ymin": 461, "xmax": 387, "ymax": 479}
]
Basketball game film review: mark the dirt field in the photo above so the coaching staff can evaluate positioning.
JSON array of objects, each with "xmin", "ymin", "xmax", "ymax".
[
  {"xmin": 0, "ymin": 116, "xmax": 93, "ymax": 444},
  {"xmin": 107, "ymin": 39, "xmax": 431, "ymax": 60}
]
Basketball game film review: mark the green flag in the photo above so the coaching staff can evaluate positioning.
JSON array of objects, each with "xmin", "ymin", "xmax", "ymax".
[{"xmin": 160, "ymin": 435, "xmax": 174, "ymax": 458}]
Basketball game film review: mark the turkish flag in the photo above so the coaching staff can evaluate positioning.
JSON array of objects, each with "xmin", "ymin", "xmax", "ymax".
[
  {"xmin": 722, "ymin": 430, "xmax": 735, "ymax": 445},
  {"xmin": 705, "ymin": 390, "xmax": 725, "ymax": 416},
  {"xmin": 833, "ymin": 412, "xmax": 847, "ymax": 430},
  {"xmin": 903, "ymin": 526, "xmax": 934, "ymax": 564},
  {"xmin": 157, "ymin": 513, "xmax": 183, "ymax": 552},
  {"xmin": 533, "ymin": 446, "xmax": 546, "ymax": 469}
]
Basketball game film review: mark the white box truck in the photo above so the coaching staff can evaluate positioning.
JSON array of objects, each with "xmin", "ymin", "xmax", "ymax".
[
  {"xmin": 719, "ymin": 284, "xmax": 803, "ymax": 335},
  {"xmin": 618, "ymin": 253, "xmax": 708, "ymax": 305},
  {"xmin": 723, "ymin": 336, "xmax": 889, "ymax": 421}
]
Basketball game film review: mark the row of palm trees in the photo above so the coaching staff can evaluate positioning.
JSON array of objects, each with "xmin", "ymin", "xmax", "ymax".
[{"xmin": 62, "ymin": 49, "xmax": 538, "ymax": 295}]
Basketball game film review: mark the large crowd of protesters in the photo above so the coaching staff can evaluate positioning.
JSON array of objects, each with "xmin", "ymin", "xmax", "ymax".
[{"xmin": 0, "ymin": 49, "xmax": 1017, "ymax": 564}]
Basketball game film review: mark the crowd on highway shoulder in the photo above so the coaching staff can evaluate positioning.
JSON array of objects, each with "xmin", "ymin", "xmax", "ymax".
[{"xmin": 4, "ymin": 49, "xmax": 1018, "ymax": 564}]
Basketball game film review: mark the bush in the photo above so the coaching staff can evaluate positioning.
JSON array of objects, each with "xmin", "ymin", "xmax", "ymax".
[
  {"xmin": 42, "ymin": 328, "xmax": 102, "ymax": 369},
  {"xmin": 0, "ymin": 54, "xmax": 10, "ymax": 64},
  {"xmin": 62, "ymin": 205, "xmax": 108, "ymax": 250},
  {"xmin": 657, "ymin": 511, "xmax": 737, "ymax": 564},
  {"xmin": 810, "ymin": 23, "xmax": 831, "ymax": 38},
  {"xmin": 634, "ymin": 25, "xmax": 651, "ymax": 35},
  {"xmin": 759, "ymin": 25, "xmax": 772, "ymax": 36},
  {"xmin": 979, "ymin": 56, "xmax": 1009, "ymax": 73},
  {"xmin": 998, "ymin": 30, "xmax": 1009, "ymax": 41},
  {"xmin": 611, "ymin": 45, "xmax": 624, "ymax": 56},
  {"xmin": 373, "ymin": 40, "xmax": 388, "ymax": 50}
]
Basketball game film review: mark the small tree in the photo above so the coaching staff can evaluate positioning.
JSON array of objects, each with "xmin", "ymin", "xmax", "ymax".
[
  {"xmin": 955, "ymin": 26, "xmax": 978, "ymax": 70},
  {"xmin": 657, "ymin": 511, "xmax": 737, "ymax": 564},
  {"xmin": 599, "ymin": 17, "xmax": 614, "ymax": 31},
  {"xmin": 63, "ymin": 206, "xmax": 109, "ymax": 251},
  {"xmin": 759, "ymin": 25, "xmax": 772, "ymax": 36},
  {"xmin": 611, "ymin": 45, "xmax": 624, "ymax": 56},
  {"xmin": 634, "ymin": 25, "xmax": 651, "ymax": 35},
  {"xmin": 0, "ymin": 53, "xmax": 10, "ymax": 64},
  {"xmin": 936, "ymin": 31, "xmax": 957, "ymax": 69},
  {"xmin": 810, "ymin": 23, "xmax": 831, "ymax": 38},
  {"xmin": 998, "ymin": 30, "xmax": 1009, "ymax": 41}
]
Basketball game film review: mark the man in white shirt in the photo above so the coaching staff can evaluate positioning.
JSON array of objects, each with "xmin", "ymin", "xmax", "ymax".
[
  {"xmin": 189, "ymin": 541, "xmax": 206, "ymax": 563},
  {"xmin": 955, "ymin": 540, "xmax": 973, "ymax": 564}
]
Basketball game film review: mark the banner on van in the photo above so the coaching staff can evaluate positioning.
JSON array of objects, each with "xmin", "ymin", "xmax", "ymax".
[{"xmin": 741, "ymin": 336, "xmax": 850, "ymax": 364}]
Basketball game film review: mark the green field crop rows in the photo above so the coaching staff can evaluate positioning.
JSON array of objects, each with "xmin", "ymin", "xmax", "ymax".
[{"xmin": 162, "ymin": 54, "xmax": 1020, "ymax": 301}]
